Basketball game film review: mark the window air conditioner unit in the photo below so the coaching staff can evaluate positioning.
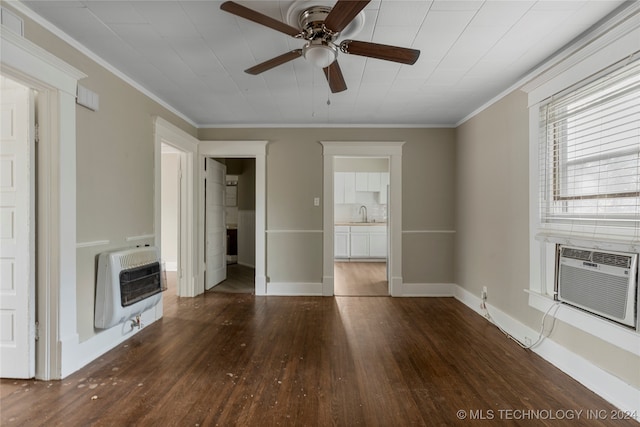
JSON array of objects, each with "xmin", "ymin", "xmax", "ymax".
[{"xmin": 556, "ymin": 245, "xmax": 638, "ymax": 329}]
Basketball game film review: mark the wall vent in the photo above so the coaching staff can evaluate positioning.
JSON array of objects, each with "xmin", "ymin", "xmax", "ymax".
[{"xmin": 556, "ymin": 245, "xmax": 638, "ymax": 329}]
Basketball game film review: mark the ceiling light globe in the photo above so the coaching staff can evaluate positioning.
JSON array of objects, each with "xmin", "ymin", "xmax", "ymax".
[{"xmin": 303, "ymin": 44, "xmax": 337, "ymax": 68}]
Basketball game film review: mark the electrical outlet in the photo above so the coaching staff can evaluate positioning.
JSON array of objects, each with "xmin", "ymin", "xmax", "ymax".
[{"xmin": 481, "ymin": 286, "xmax": 488, "ymax": 301}]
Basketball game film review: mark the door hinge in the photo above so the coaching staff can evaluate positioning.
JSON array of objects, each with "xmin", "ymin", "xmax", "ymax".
[
  {"xmin": 34, "ymin": 123, "xmax": 40, "ymax": 143},
  {"xmin": 35, "ymin": 321, "xmax": 40, "ymax": 341}
]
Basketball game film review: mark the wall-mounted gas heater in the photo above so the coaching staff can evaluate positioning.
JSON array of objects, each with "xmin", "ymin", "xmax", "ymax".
[
  {"xmin": 95, "ymin": 246, "xmax": 165, "ymax": 329},
  {"xmin": 556, "ymin": 245, "xmax": 639, "ymax": 329}
]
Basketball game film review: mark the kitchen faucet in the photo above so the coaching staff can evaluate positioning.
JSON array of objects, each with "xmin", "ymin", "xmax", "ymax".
[{"xmin": 359, "ymin": 205, "xmax": 368, "ymax": 223}]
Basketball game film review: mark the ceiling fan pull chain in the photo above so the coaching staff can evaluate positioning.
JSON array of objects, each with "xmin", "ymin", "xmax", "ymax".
[{"xmin": 326, "ymin": 70, "xmax": 331, "ymax": 106}]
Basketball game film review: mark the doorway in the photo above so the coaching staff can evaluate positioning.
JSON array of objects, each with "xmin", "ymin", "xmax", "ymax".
[
  {"xmin": 198, "ymin": 140, "xmax": 268, "ymax": 296},
  {"xmin": 320, "ymin": 141, "xmax": 404, "ymax": 297},
  {"xmin": 206, "ymin": 158, "xmax": 256, "ymax": 294},
  {"xmin": 333, "ymin": 157, "xmax": 389, "ymax": 296}
]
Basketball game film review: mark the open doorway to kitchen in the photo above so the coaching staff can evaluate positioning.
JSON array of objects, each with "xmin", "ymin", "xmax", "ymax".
[
  {"xmin": 321, "ymin": 141, "xmax": 404, "ymax": 297},
  {"xmin": 334, "ymin": 157, "xmax": 389, "ymax": 296}
]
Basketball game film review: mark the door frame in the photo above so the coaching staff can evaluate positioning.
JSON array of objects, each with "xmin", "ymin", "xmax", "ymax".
[
  {"xmin": 198, "ymin": 140, "xmax": 268, "ymax": 295},
  {"xmin": 1, "ymin": 27, "xmax": 86, "ymax": 379},
  {"xmin": 320, "ymin": 141, "xmax": 404, "ymax": 296},
  {"xmin": 154, "ymin": 117, "xmax": 197, "ymax": 297}
]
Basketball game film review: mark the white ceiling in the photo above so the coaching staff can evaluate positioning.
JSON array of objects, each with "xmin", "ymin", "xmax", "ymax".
[{"xmin": 20, "ymin": 0, "xmax": 625, "ymax": 127}]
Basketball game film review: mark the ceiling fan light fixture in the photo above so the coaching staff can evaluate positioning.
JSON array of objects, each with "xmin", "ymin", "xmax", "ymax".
[{"xmin": 303, "ymin": 42, "xmax": 337, "ymax": 68}]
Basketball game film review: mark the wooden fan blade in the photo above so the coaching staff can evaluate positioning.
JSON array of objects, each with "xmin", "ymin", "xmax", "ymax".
[
  {"xmin": 323, "ymin": 0, "xmax": 370, "ymax": 34},
  {"xmin": 323, "ymin": 61, "xmax": 347, "ymax": 93},
  {"xmin": 221, "ymin": 1, "xmax": 302, "ymax": 37},
  {"xmin": 340, "ymin": 40, "xmax": 420, "ymax": 65},
  {"xmin": 245, "ymin": 50, "xmax": 303, "ymax": 75}
]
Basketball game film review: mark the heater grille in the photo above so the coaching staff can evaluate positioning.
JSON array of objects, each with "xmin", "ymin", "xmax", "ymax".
[{"xmin": 120, "ymin": 262, "xmax": 162, "ymax": 307}]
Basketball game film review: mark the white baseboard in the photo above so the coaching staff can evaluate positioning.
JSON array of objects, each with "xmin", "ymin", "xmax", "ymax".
[
  {"xmin": 454, "ymin": 285, "xmax": 640, "ymax": 417},
  {"xmin": 266, "ymin": 282, "xmax": 323, "ymax": 296},
  {"xmin": 61, "ymin": 305, "xmax": 162, "ymax": 378}
]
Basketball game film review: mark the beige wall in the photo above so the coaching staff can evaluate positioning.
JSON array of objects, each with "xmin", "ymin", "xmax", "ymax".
[
  {"xmin": 455, "ymin": 90, "xmax": 640, "ymax": 389},
  {"xmin": 8, "ymin": 5, "xmax": 197, "ymax": 342},
  {"xmin": 198, "ymin": 128, "xmax": 456, "ymax": 285}
]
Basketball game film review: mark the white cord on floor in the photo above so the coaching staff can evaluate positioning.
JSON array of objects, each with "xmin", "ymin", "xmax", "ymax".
[{"xmin": 480, "ymin": 299, "xmax": 561, "ymax": 350}]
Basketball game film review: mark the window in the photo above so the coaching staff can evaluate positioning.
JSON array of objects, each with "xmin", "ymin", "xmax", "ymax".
[{"xmin": 538, "ymin": 57, "xmax": 640, "ymax": 227}]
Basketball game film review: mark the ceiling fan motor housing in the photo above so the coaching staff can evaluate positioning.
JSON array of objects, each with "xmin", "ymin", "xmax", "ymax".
[{"xmin": 298, "ymin": 6, "xmax": 334, "ymax": 41}]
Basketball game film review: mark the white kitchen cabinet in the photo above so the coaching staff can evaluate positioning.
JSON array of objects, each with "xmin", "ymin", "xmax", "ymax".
[
  {"xmin": 344, "ymin": 172, "xmax": 355, "ymax": 203},
  {"xmin": 349, "ymin": 229, "xmax": 369, "ymax": 258},
  {"xmin": 334, "ymin": 226, "xmax": 350, "ymax": 258},
  {"xmin": 367, "ymin": 172, "xmax": 381, "ymax": 191},
  {"xmin": 334, "ymin": 172, "xmax": 356, "ymax": 204},
  {"xmin": 345, "ymin": 225, "xmax": 387, "ymax": 259},
  {"xmin": 354, "ymin": 172, "xmax": 385, "ymax": 192},
  {"xmin": 355, "ymin": 172, "xmax": 368, "ymax": 191},
  {"xmin": 369, "ymin": 226, "xmax": 387, "ymax": 258}
]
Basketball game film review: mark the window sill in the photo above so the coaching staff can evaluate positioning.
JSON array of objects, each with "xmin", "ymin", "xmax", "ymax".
[{"xmin": 527, "ymin": 290, "xmax": 640, "ymax": 356}]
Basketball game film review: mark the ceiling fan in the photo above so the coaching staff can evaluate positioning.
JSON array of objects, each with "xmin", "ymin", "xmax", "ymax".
[{"xmin": 220, "ymin": 0, "xmax": 420, "ymax": 93}]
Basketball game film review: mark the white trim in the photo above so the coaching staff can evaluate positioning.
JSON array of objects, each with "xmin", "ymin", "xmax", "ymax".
[
  {"xmin": 76, "ymin": 240, "xmax": 110, "ymax": 248},
  {"xmin": 527, "ymin": 291, "xmax": 640, "ymax": 356},
  {"xmin": 0, "ymin": 27, "xmax": 86, "ymax": 88},
  {"xmin": 197, "ymin": 123, "xmax": 456, "ymax": 129},
  {"xmin": 198, "ymin": 140, "xmax": 268, "ymax": 296},
  {"xmin": 454, "ymin": 285, "xmax": 640, "ymax": 416},
  {"xmin": 1, "ymin": 25, "xmax": 84, "ymax": 380},
  {"xmin": 125, "ymin": 234, "xmax": 154, "ymax": 242},
  {"xmin": 154, "ymin": 117, "xmax": 199, "ymax": 298},
  {"xmin": 164, "ymin": 261, "xmax": 178, "ymax": 272},
  {"xmin": 321, "ymin": 141, "xmax": 403, "ymax": 297},
  {"xmin": 65, "ymin": 306, "xmax": 161, "ymax": 379},
  {"xmin": 265, "ymin": 282, "xmax": 323, "ymax": 296},
  {"xmin": 8, "ymin": 1, "xmax": 197, "ymax": 128}
]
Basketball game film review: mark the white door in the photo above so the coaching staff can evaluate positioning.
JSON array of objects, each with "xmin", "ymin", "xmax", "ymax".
[
  {"xmin": 0, "ymin": 77, "xmax": 35, "ymax": 378},
  {"xmin": 205, "ymin": 158, "xmax": 226, "ymax": 290}
]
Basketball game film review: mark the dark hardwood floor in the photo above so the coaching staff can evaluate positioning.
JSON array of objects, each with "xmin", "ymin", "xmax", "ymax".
[{"xmin": 1, "ymin": 279, "xmax": 636, "ymax": 426}]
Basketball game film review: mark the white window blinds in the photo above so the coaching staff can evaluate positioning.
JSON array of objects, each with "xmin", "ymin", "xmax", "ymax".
[{"xmin": 538, "ymin": 55, "xmax": 640, "ymax": 229}]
